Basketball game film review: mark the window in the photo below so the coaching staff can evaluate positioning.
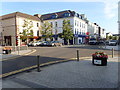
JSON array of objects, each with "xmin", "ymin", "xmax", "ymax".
[
  {"xmin": 75, "ymin": 20, "xmax": 76, "ymax": 26},
  {"xmin": 75, "ymin": 28, "xmax": 76, "ymax": 34},
  {"xmin": 77, "ymin": 29, "xmax": 78, "ymax": 34},
  {"xmin": 51, "ymin": 22, "xmax": 53, "ymax": 28},
  {"xmin": 55, "ymin": 22, "xmax": 57, "ymax": 27},
  {"xmin": 80, "ymin": 22, "xmax": 81, "ymax": 27},
  {"xmin": 51, "ymin": 15, "xmax": 57, "ymax": 19},
  {"xmin": 75, "ymin": 13, "xmax": 79, "ymax": 17},
  {"xmin": 64, "ymin": 13, "xmax": 70, "ymax": 17},
  {"xmin": 37, "ymin": 23, "xmax": 39, "ymax": 27},
  {"xmin": 37, "ymin": 30, "xmax": 39, "ymax": 36},
  {"xmin": 55, "ymin": 29, "xmax": 57, "ymax": 34}
]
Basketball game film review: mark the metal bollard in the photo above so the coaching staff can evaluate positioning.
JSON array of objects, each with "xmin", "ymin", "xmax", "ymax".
[
  {"xmin": 77, "ymin": 50, "xmax": 79, "ymax": 61},
  {"xmin": 37, "ymin": 55, "xmax": 41, "ymax": 72},
  {"xmin": 112, "ymin": 48, "xmax": 114, "ymax": 58},
  {"xmin": 18, "ymin": 46, "xmax": 20, "ymax": 55}
]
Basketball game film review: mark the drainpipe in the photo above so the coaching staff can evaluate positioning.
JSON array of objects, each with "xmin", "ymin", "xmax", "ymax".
[{"xmin": 15, "ymin": 12, "xmax": 17, "ymax": 46}]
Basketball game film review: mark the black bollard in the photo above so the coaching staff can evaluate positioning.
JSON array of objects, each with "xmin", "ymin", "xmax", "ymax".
[
  {"xmin": 112, "ymin": 48, "xmax": 114, "ymax": 58},
  {"xmin": 77, "ymin": 50, "xmax": 79, "ymax": 61},
  {"xmin": 37, "ymin": 55, "xmax": 41, "ymax": 72}
]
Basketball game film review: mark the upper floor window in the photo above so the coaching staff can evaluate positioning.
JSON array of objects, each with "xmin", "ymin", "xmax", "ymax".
[
  {"xmin": 75, "ymin": 13, "xmax": 79, "ymax": 17},
  {"xmin": 64, "ymin": 13, "xmax": 70, "ymax": 17},
  {"xmin": 55, "ymin": 22, "xmax": 57, "ymax": 27},
  {"xmin": 51, "ymin": 15, "xmax": 58, "ymax": 19},
  {"xmin": 51, "ymin": 22, "xmax": 53, "ymax": 28},
  {"xmin": 75, "ymin": 28, "xmax": 76, "ymax": 34},
  {"xmin": 37, "ymin": 30, "xmax": 39, "ymax": 36},
  {"xmin": 80, "ymin": 22, "xmax": 81, "ymax": 27},
  {"xmin": 77, "ymin": 21, "xmax": 79, "ymax": 26},
  {"xmin": 75, "ymin": 20, "xmax": 76, "ymax": 26},
  {"xmin": 37, "ymin": 23, "xmax": 39, "ymax": 27}
]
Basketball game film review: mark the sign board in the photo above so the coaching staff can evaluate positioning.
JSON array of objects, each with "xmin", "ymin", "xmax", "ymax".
[{"xmin": 94, "ymin": 59, "xmax": 101, "ymax": 64}]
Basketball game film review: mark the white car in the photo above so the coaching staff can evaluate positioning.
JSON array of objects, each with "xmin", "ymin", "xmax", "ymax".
[
  {"xmin": 32, "ymin": 41, "xmax": 43, "ymax": 46},
  {"xmin": 109, "ymin": 40, "xmax": 118, "ymax": 46}
]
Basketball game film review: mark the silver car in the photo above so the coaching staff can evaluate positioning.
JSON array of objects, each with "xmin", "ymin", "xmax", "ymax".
[{"xmin": 109, "ymin": 40, "xmax": 118, "ymax": 46}]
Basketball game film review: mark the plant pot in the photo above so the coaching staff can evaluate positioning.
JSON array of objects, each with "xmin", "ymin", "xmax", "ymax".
[{"xmin": 92, "ymin": 57, "xmax": 107, "ymax": 66}]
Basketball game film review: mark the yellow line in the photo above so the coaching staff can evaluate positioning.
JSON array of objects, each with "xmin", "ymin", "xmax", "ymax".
[
  {"xmin": 0, "ymin": 49, "xmax": 36, "ymax": 61},
  {"xmin": 0, "ymin": 54, "xmax": 118, "ymax": 78},
  {"xmin": 0, "ymin": 59, "xmax": 72, "ymax": 78}
]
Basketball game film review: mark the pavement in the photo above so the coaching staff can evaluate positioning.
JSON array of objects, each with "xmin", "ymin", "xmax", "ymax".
[
  {"xmin": 2, "ymin": 56, "xmax": 119, "ymax": 88},
  {"xmin": 1, "ymin": 49, "xmax": 33, "ymax": 60}
]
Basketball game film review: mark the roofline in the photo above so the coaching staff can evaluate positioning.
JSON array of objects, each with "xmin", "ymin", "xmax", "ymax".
[
  {"xmin": 41, "ymin": 10, "xmax": 72, "ymax": 15},
  {"xmin": 1, "ymin": 12, "xmax": 40, "ymax": 21}
]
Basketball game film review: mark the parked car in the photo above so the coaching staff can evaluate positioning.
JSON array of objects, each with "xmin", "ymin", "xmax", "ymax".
[
  {"xmin": 105, "ymin": 40, "xmax": 110, "ymax": 45},
  {"xmin": 89, "ymin": 38, "xmax": 98, "ymax": 45},
  {"xmin": 28, "ymin": 41, "xmax": 43, "ymax": 46},
  {"xmin": 109, "ymin": 40, "xmax": 118, "ymax": 46},
  {"xmin": 40, "ymin": 41, "xmax": 51, "ymax": 46},
  {"xmin": 28, "ymin": 41, "xmax": 34, "ymax": 46},
  {"xmin": 50, "ymin": 41, "xmax": 62, "ymax": 47},
  {"xmin": 98, "ymin": 41, "xmax": 105, "ymax": 45}
]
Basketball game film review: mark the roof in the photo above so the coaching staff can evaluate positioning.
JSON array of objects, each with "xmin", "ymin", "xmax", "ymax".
[
  {"xmin": 0, "ymin": 12, "xmax": 40, "ymax": 21},
  {"xmin": 41, "ymin": 10, "xmax": 77, "ymax": 20},
  {"xmin": 113, "ymin": 34, "xmax": 120, "ymax": 36}
]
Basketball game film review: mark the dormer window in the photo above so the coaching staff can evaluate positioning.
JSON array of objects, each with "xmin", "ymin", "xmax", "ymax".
[
  {"xmin": 64, "ymin": 13, "xmax": 70, "ymax": 17},
  {"xmin": 75, "ymin": 13, "xmax": 79, "ymax": 17},
  {"xmin": 51, "ymin": 15, "xmax": 57, "ymax": 19}
]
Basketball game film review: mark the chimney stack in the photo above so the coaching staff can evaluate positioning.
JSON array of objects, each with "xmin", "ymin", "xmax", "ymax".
[{"xmin": 34, "ymin": 14, "xmax": 41, "ymax": 18}]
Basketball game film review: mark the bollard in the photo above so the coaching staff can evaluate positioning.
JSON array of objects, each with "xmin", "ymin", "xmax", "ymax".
[
  {"xmin": 77, "ymin": 50, "xmax": 79, "ymax": 61},
  {"xmin": 26, "ymin": 45, "xmax": 28, "ymax": 50},
  {"xmin": 112, "ymin": 48, "xmax": 114, "ymax": 58},
  {"xmin": 14, "ymin": 46, "xmax": 16, "ymax": 51},
  {"xmin": 18, "ymin": 46, "xmax": 20, "ymax": 55},
  {"xmin": 37, "ymin": 55, "xmax": 41, "ymax": 72}
]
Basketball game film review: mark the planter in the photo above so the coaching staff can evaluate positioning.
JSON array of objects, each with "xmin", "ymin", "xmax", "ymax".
[
  {"xmin": 92, "ymin": 57, "xmax": 107, "ymax": 66},
  {"xmin": 3, "ymin": 50, "xmax": 11, "ymax": 54}
]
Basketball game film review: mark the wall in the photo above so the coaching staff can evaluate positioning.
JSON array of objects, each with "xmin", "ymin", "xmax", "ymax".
[
  {"xmin": 17, "ymin": 16, "xmax": 41, "ymax": 46},
  {"xmin": 0, "ymin": 17, "xmax": 16, "ymax": 46}
]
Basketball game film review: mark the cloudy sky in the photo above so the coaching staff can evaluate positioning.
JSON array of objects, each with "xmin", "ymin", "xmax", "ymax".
[{"xmin": 1, "ymin": 0, "xmax": 119, "ymax": 34}]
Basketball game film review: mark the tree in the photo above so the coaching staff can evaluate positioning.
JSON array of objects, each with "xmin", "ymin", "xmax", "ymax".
[
  {"xmin": 109, "ymin": 36, "xmax": 113, "ymax": 40},
  {"xmin": 20, "ymin": 19, "xmax": 33, "ymax": 44},
  {"xmin": 112, "ymin": 36, "xmax": 117, "ymax": 40},
  {"xmin": 60, "ymin": 19, "xmax": 73, "ymax": 45},
  {"xmin": 41, "ymin": 21, "xmax": 53, "ymax": 41}
]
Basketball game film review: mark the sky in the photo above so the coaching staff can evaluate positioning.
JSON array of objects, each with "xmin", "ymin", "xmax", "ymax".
[{"xmin": 0, "ymin": 1, "xmax": 119, "ymax": 34}]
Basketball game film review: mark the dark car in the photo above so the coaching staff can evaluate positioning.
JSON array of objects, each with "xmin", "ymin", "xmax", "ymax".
[
  {"xmin": 50, "ymin": 41, "xmax": 62, "ymax": 47},
  {"xmin": 40, "ymin": 41, "xmax": 51, "ymax": 46}
]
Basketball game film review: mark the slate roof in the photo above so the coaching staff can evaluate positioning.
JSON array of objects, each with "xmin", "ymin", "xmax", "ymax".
[
  {"xmin": 0, "ymin": 12, "xmax": 40, "ymax": 21},
  {"xmin": 41, "ymin": 10, "xmax": 78, "ymax": 20}
]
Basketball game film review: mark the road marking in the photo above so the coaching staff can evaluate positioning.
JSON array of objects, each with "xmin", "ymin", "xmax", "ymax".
[
  {"xmin": 0, "ymin": 49, "xmax": 36, "ymax": 61},
  {"xmin": 0, "ymin": 59, "xmax": 73, "ymax": 78}
]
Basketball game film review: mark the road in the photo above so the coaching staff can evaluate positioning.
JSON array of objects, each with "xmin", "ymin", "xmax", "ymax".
[{"xmin": 2, "ymin": 45, "xmax": 118, "ymax": 77}]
